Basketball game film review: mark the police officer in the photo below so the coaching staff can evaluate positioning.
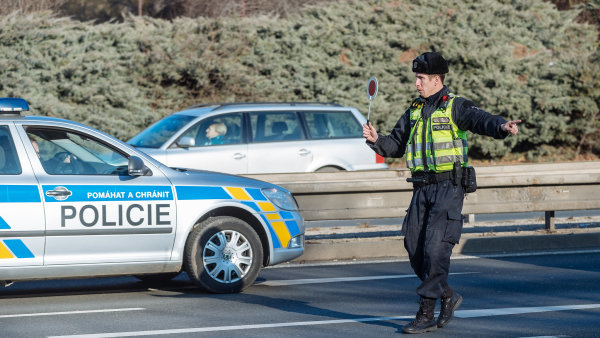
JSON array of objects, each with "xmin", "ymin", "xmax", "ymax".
[{"xmin": 363, "ymin": 52, "xmax": 520, "ymax": 334}]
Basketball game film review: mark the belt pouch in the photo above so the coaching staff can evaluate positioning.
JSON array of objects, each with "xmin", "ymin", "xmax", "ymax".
[{"xmin": 462, "ymin": 166, "xmax": 477, "ymax": 193}]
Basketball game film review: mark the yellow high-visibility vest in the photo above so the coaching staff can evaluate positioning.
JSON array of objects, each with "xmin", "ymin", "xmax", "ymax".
[{"xmin": 405, "ymin": 94, "xmax": 468, "ymax": 173}]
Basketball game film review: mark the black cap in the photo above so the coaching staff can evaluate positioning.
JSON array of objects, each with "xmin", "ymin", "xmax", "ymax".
[{"xmin": 412, "ymin": 52, "xmax": 449, "ymax": 74}]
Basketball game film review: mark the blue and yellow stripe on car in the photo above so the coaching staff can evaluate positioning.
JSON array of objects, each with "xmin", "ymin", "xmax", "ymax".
[
  {"xmin": 0, "ymin": 216, "xmax": 35, "ymax": 259},
  {"xmin": 175, "ymin": 186, "xmax": 300, "ymax": 248},
  {"xmin": 0, "ymin": 239, "xmax": 35, "ymax": 259}
]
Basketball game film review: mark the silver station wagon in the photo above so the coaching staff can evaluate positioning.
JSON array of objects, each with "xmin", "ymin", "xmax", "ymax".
[
  {"xmin": 128, "ymin": 102, "xmax": 387, "ymax": 174},
  {"xmin": 0, "ymin": 98, "xmax": 304, "ymax": 293}
]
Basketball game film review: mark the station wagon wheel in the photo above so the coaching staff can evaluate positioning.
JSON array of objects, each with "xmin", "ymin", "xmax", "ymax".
[
  {"xmin": 316, "ymin": 166, "xmax": 342, "ymax": 172},
  {"xmin": 184, "ymin": 216, "xmax": 263, "ymax": 293}
]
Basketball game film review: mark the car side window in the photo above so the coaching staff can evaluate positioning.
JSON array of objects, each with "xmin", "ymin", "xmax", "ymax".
[
  {"xmin": 303, "ymin": 111, "xmax": 362, "ymax": 139},
  {"xmin": 178, "ymin": 113, "xmax": 243, "ymax": 147},
  {"xmin": 250, "ymin": 112, "xmax": 303, "ymax": 142},
  {"xmin": 0, "ymin": 126, "xmax": 22, "ymax": 175},
  {"xmin": 26, "ymin": 127, "xmax": 129, "ymax": 175}
]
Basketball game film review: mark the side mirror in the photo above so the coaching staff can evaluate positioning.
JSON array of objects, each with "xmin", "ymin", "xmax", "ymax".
[
  {"xmin": 177, "ymin": 136, "xmax": 195, "ymax": 148},
  {"xmin": 128, "ymin": 156, "xmax": 152, "ymax": 176}
]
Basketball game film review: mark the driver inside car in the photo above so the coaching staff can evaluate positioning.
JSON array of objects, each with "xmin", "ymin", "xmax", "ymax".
[{"xmin": 28, "ymin": 134, "xmax": 79, "ymax": 175}]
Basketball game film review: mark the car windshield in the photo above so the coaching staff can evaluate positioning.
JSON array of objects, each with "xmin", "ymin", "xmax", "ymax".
[{"xmin": 128, "ymin": 114, "xmax": 196, "ymax": 148}]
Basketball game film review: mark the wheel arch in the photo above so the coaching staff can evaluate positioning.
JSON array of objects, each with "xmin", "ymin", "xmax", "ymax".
[
  {"xmin": 189, "ymin": 206, "xmax": 272, "ymax": 267},
  {"xmin": 314, "ymin": 165, "xmax": 345, "ymax": 172},
  {"xmin": 309, "ymin": 159, "xmax": 351, "ymax": 172}
]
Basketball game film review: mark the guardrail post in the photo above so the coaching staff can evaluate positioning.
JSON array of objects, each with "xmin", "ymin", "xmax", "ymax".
[
  {"xmin": 464, "ymin": 214, "xmax": 475, "ymax": 223},
  {"xmin": 545, "ymin": 211, "xmax": 556, "ymax": 232}
]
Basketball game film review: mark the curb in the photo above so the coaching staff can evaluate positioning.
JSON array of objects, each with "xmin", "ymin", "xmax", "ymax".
[{"xmin": 293, "ymin": 230, "xmax": 600, "ymax": 263}]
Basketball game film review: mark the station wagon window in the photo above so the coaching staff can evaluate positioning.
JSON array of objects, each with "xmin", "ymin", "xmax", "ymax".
[
  {"xmin": 177, "ymin": 113, "xmax": 243, "ymax": 147},
  {"xmin": 250, "ymin": 112, "xmax": 304, "ymax": 142},
  {"xmin": 0, "ymin": 126, "xmax": 22, "ymax": 175},
  {"xmin": 26, "ymin": 127, "xmax": 129, "ymax": 175},
  {"xmin": 303, "ymin": 111, "xmax": 362, "ymax": 139},
  {"xmin": 128, "ymin": 114, "xmax": 196, "ymax": 148}
]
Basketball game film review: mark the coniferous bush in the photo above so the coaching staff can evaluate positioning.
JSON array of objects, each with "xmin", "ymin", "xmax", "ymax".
[{"xmin": 0, "ymin": 0, "xmax": 598, "ymax": 161}]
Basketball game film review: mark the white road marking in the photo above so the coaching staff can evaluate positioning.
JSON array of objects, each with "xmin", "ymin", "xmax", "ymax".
[
  {"xmin": 47, "ymin": 316, "xmax": 415, "ymax": 337},
  {"xmin": 0, "ymin": 307, "xmax": 144, "ymax": 319},
  {"xmin": 48, "ymin": 303, "xmax": 600, "ymax": 338},
  {"xmin": 256, "ymin": 272, "xmax": 478, "ymax": 286},
  {"xmin": 455, "ymin": 304, "xmax": 600, "ymax": 318}
]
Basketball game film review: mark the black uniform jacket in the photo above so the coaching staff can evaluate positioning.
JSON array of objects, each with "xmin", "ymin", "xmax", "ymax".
[{"xmin": 367, "ymin": 85, "xmax": 509, "ymax": 159}]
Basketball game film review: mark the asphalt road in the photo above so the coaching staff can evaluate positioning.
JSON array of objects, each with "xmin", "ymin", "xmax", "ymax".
[{"xmin": 1, "ymin": 251, "xmax": 600, "ymax": 337}]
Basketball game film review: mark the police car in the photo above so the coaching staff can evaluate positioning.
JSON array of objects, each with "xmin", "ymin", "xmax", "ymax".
[{"xmin": 0, "ymin": 98, "xmax": 304, "ymax": 293}]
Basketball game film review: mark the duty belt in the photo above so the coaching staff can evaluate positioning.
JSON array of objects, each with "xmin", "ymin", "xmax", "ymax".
[{"xmin": 406, "ymin": 171, "xmax": 454, "ymax": 185}]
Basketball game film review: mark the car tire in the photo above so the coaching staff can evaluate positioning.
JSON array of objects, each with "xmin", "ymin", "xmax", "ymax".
[
  {"xmin": 316, "ymin": 166, "xmax": 342, "ymax": 172},
  {"xmin": 134, "ymin": 272, "xmax": 180, "ymax": 283},
  {"xmin": 184, "ymin": 216, "xmax": 263, "ymax": 293}
]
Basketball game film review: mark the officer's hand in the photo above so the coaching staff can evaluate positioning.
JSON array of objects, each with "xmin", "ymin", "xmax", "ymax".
[
  {"xmin": 501, "ymin": 120, "xmax": 521, "ymax": 135},
  {"xmin": 363, "ymin": 122, "xmax": 378, "ymax": 143}
]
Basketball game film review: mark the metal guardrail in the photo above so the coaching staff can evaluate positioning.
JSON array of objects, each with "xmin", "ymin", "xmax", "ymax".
[{"xmin": 246, "ymin": 161, "xmax": 600, "ymax": 231}]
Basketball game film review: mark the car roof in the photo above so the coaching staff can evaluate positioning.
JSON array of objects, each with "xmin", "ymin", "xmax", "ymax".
[
  {"xmin": 174, "ymin": 102, "xmax": 351, "ymax": 117},
  {"xmin": 0, "ymin": 114, "xmax": 88, "ymax": 126}
]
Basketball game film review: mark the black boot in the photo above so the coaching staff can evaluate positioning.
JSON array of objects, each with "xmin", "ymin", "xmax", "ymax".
[
  {"xmin": 402, "ymin": 297, "xmax": 438, "ymax": 334},
  {"xmin": 437, "ymin": 290, "xmax": 463, "ymax": 328}
]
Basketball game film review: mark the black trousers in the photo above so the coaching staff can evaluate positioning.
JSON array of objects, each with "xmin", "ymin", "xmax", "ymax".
[{"xmin": 402, "ymin": 180, "xmax": 465, "ymax": 299}]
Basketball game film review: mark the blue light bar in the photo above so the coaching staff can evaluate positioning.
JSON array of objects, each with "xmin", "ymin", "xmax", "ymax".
[{"xmin": 0, "ymin": 98, "xmax": 29, "ymax": 113}]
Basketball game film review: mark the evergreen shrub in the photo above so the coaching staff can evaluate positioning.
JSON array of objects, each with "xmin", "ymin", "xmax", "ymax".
[{"xmin": 0, "ymin": 0, "xmax": 598, "ymax": 160}]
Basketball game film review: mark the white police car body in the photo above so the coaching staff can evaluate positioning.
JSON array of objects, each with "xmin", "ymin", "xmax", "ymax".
[{"xmin": 0, "ymin": 98, "xmax": 304, "ymax": 293}]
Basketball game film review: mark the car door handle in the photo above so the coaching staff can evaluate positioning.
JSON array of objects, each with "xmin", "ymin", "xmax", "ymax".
[
  {"xmin": 45, "ymin": 186, "xmax": 72, "ymax": 200},
  {"xmin": 298, "ymin": 149, "xmax": 311, "ymax": 156},
  {"xmin": 233, "ymin": 153, "xmax": 246, "ymax": 160}
]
